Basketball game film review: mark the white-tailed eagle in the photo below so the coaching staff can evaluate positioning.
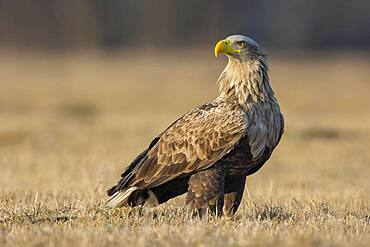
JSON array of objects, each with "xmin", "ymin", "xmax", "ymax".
[{"xmin": 106, "ymin": 35, "xmax": 284, "ymax": 216}]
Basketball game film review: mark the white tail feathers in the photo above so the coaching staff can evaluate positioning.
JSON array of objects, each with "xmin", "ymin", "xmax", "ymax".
[{"xmin": 106, "ymin": 187, "xmax": 138, "ymax": 208}]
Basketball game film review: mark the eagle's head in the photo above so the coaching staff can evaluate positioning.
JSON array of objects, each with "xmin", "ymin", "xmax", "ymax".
[
  {"xmin": 214, "ymin": 34, "xmax": 266, "ymax": 61},
  {"xmin": 214, "ymin": 35, "xmax": 274, "ymax": 104}
]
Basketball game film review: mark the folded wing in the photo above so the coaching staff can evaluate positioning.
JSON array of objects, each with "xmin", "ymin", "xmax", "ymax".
[{"xmin": 108, "ymin": 102, "xmax": 248, "ymax": 194}]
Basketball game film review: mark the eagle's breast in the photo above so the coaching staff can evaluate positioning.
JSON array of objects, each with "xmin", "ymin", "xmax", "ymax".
[
  {"xmin": 221, "ymin": 100, "xmax": 283, "ymax": 177},
  {"xmin": 245, "ymin": 100, "xmax": 283, "ymax": 161}
]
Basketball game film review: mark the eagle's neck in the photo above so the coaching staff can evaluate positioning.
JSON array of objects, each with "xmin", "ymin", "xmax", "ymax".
[{"xmin": 217, "ymin": 57, "xmax": 277, "ymax": 109}]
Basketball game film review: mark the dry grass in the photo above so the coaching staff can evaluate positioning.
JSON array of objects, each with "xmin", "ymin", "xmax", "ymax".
[{"xmin": 0, "ymin": 49, "xmax": 369, "ymax": 246}]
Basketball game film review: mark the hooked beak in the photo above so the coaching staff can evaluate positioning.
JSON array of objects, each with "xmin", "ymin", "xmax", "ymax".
[{"xmin": 214, "ymin": 39, "xmax": 241, "ymax": 58}]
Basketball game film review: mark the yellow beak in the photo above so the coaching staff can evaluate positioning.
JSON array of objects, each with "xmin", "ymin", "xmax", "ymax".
[{"xmin": 214, "ymin": 39, "xmax": 240, "ymax": 58}]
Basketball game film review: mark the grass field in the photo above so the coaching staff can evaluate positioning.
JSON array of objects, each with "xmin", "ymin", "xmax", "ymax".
[{"xmin": 0, "ymin": 50, "xmax": 369, "ymax": 246}]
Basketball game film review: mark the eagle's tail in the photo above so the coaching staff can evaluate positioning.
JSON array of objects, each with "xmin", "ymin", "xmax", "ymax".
[
  {"xmin": 106, "ymin": 187, "xmax": 160, "ymax": 208},
  {"xmin": 106, "ymin": 187, "xmax": 138, "ymax": 208}
]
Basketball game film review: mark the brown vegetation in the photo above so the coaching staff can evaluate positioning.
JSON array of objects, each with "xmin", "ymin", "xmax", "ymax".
[{"xmin": 0, "ymin": 50, "xmax": 369, "ymax": 246}]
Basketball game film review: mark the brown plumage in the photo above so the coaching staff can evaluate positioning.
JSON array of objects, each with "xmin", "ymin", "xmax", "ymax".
[{"xmin": 106, "ymin": 34, "xmax": 284, "ymax": 216}]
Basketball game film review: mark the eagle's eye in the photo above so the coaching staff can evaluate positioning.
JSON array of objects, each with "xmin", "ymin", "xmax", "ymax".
[{"xmin": 236, "ymin": 41, "xmax": 246, "ymax": 48}]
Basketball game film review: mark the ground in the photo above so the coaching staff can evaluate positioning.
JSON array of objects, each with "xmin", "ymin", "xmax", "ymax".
[{"xmin": 0, "ymin": 50, "xmax": 369, "ymax": 246}]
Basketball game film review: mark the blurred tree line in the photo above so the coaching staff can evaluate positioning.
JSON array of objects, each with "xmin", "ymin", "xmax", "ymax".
[{"xmin": 0, "ymin": 0, "xmax": 369, "ymax": 50}]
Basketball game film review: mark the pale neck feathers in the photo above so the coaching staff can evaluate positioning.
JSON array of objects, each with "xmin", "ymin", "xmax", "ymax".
[{"xmin": 217, "ymin": 57, "xmax": 277, "ymax": 107}]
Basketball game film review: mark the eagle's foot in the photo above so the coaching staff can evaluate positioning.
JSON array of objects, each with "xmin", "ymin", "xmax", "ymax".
[
  {"xmin": 223, "ymin": 175, "xmax": 247, "ymax": 217},
  {"xmin": 185, "ymin": 164, "xmax": 226, "ymax": 217}
]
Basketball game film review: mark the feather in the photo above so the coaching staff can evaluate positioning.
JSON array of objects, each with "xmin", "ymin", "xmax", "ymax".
[
  {"xmin": 106, "ymin": 187, "xmax": 138, "ymax": 208},
  {"xmin": 106, "ymin": 35, "xmax": 284, "ymax": 214}
]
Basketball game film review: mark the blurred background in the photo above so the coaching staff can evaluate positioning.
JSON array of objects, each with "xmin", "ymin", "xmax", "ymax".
[
  {"xmin": 0, "ymin": 2, "xmax": 370, "ymax": 245},
  {"xmin": 0, "ymin": 0, "xmax": 369, "ymax": 198},
  {"xmin": 1, "ymin": 0, "xmax": 370, "ymax": 50}
]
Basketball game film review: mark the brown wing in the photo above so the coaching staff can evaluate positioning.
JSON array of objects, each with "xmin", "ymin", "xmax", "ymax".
[{"xmin": 124, "ymin": 101, "xmax": 247, "ymax": 189}]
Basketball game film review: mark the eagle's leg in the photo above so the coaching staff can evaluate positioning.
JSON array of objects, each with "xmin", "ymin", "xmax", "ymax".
[
  {"xmin": 223, "ymin": 175, "xmax": 246, "ymax": 217},
  {"xmin": 186, "ymin": 164, "xmax": 226, "ymax": 216}
]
